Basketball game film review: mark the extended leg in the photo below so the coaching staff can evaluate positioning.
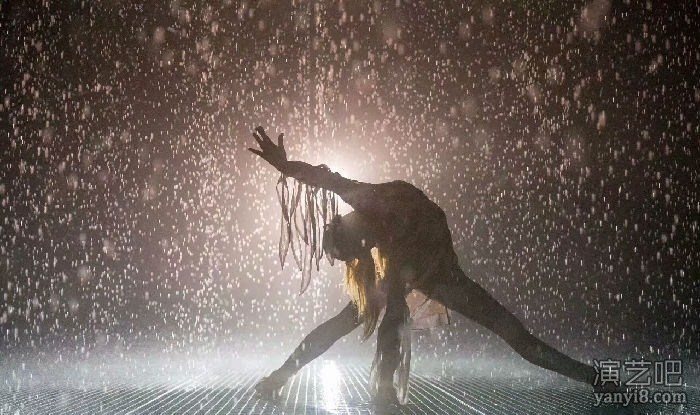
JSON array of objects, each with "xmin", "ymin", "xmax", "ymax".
[
  {"xmin": 426, "ymin": 265, "xmax": 596, "ymax": 385},
  {"xmin": 255, "ymin": 301, "xmax": 362, "ymax": 396}
]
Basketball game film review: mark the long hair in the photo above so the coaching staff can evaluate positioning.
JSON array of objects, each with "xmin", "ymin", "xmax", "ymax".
[{"xmin": 344, "ymin": 247, "xmax": 388, "ymax": 340}]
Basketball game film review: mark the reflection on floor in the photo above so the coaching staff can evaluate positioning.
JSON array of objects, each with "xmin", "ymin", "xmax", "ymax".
[{"xmin": 0, "ymin": 358, "xmax": 697, "ymax": 414}]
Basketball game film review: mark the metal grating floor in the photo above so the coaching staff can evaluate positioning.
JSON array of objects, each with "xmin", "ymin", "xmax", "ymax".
[{"xmin": 1, "ymin": 360, "xmax": 697, "ymax": 414}]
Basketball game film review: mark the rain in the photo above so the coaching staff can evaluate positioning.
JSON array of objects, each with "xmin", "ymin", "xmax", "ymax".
[{"xmin": 0, "ymin": 1, "xmax": 698, "ymax": 414}]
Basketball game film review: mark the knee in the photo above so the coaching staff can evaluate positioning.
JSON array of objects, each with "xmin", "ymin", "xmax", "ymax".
[
  {"xmin": 493, "ymin": 314, "xmax": 531, "ymax": 350},
  {"xmin": 497, "ymin": 322, "xmax": 546, "ymax": 363}
]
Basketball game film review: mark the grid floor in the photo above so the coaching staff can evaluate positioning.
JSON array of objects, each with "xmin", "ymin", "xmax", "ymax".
[{"xmin": 1, "ymin": 360, "xmax": 697, "ymax": 414}]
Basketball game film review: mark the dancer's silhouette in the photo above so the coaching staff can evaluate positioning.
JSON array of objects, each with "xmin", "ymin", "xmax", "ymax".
[{"xmin": 248, "ymin": 126, "xmax": 597, "ymax": 406}]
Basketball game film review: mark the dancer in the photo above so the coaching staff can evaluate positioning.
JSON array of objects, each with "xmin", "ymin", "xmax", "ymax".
[{"xmin": 248, "ymin": 126, "xmax": 597, "ymax": 406}]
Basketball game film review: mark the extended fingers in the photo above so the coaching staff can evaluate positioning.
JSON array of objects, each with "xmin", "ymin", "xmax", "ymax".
[
  {"xmin": 255, "ymin": 126, "xmax": 272, "ymax": 142},
  {"xmin": 252, "ymin": 131, "xmax": 264, "ymax": 146},
  {"xmin": 277, "ymin": 133, "xmax": 284, "ymax": 148},
  {"xmin": 248, "ymin": 147, "xmax": 263, "ymax": 156}
]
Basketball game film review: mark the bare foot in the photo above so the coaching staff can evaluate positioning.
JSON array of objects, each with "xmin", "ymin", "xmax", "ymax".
[{"xmin": 372, "ymin": 384, "xmax": 401, "ymax": 409}]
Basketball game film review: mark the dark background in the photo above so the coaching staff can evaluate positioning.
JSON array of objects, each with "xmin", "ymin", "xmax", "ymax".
[{"xmin": 1, "ymin": 0, "xmax": 698, "ymax": 367}]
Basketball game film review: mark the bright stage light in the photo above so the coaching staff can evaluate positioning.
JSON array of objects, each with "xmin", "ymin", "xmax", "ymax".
[{"xmin": 319, "ymin": 360, "xmax": 343, "ymax": 412}]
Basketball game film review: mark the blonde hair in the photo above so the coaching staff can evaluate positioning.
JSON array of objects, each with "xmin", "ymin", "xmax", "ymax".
[{"xmin": 344, "ymin": 247, "xmax": 388, "ymax": 340}]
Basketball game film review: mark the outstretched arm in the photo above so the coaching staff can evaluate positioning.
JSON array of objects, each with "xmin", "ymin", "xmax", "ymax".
[
  {"xmin": 248, "ymin": 126, "xmax": 366, "ymax": 198},
  {"xmin": 255, "ymin": 301, "xmax": 362, "ymax": 397}
]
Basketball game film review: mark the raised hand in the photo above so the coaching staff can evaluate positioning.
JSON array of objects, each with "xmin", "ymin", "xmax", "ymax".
[{"xmin": 248, "ymin": 126, "xmax": 287, "ymax": 172}]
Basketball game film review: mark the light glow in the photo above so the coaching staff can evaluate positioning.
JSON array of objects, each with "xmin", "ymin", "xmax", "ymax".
[{"xmin": 319, "ymin": 360, "xmax": 344, "ymax": 412}]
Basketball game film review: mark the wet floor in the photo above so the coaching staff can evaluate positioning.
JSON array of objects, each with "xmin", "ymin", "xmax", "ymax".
[{"xmin": 1, "ymin": 355, "xmax": 697, "ymax": 414}]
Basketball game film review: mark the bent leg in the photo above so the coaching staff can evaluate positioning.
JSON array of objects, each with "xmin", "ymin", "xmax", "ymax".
[
  {"xmin": 425, "ymin": 265, "xmax": 596, "ymax": 385},
  {"xmin": 256, "ymin": 301, "xmax": 362, "ymax": 395}
]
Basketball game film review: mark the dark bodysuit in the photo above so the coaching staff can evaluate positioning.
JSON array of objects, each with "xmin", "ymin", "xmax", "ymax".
[{"xmin": 271, "ymin": 160, "xmax": 596, "ymax": 393}]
